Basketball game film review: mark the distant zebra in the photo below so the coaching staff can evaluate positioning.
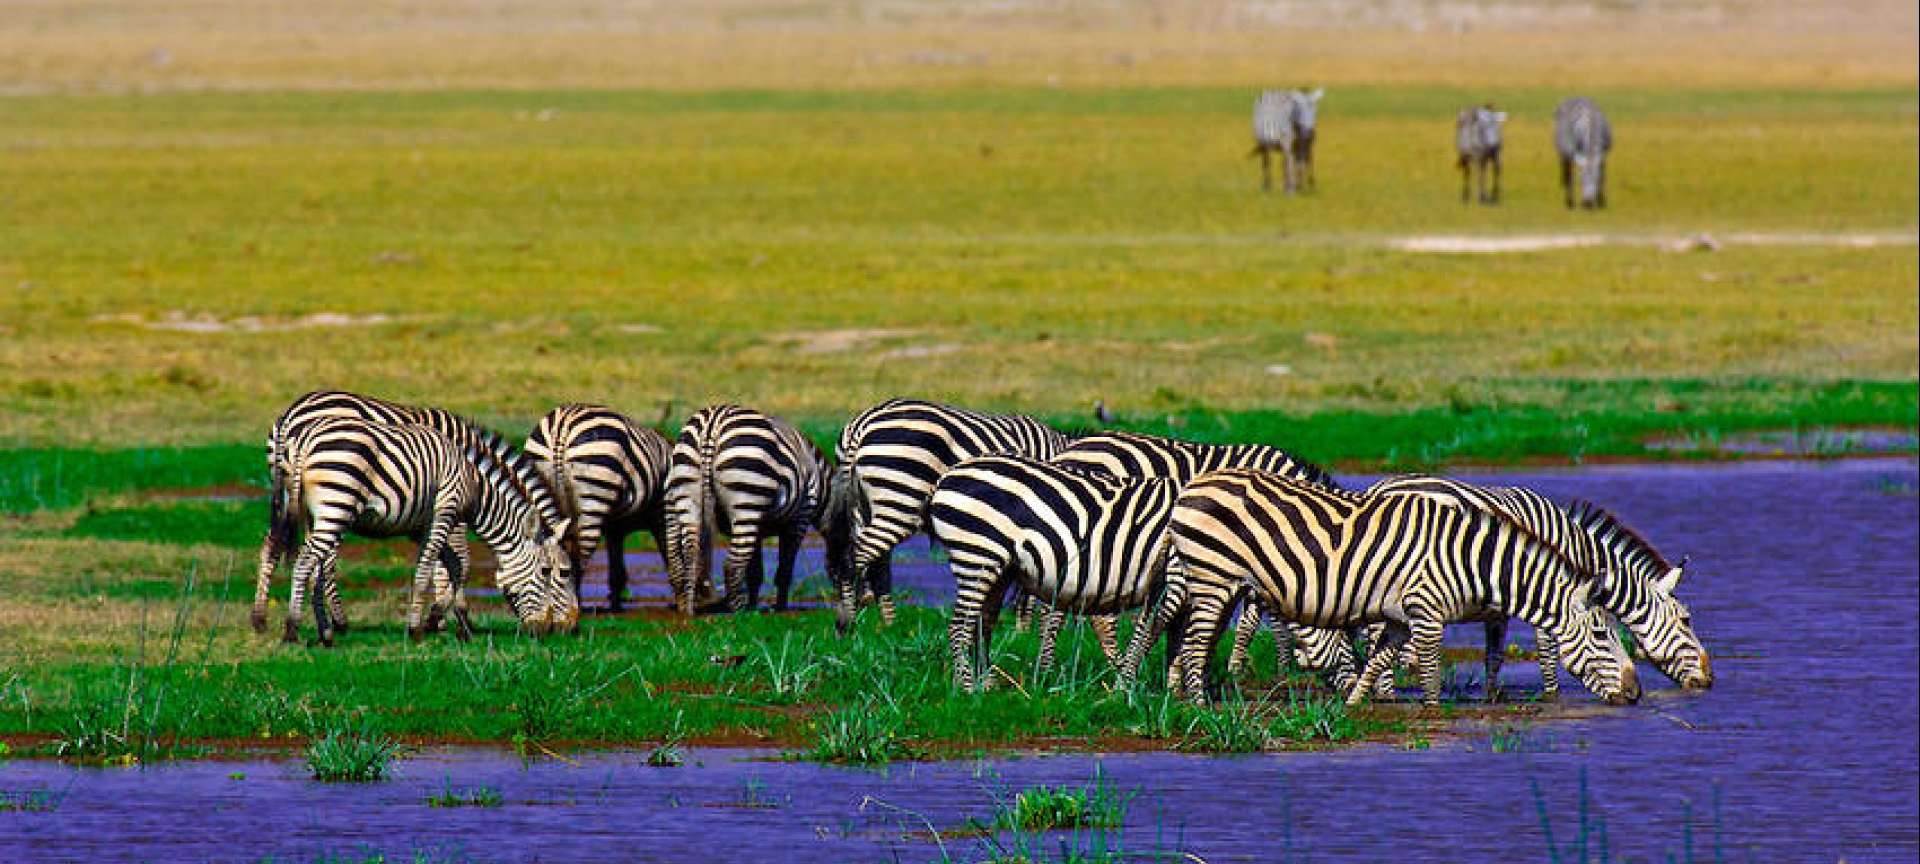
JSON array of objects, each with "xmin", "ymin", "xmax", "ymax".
[
  {"xmin": 1554, "ymin": 97, "xmax": 1613, "ymax": 209},
  {"xmin": 1365, "ymin": 476, "xmax": 1712, "ymax": 693},
  {"xmin": 1050, "ymin": 431, "xmax": 1345, "ymax": 683},
  {"xmin": 928, "ymin": 456, "xmax": 1180, "ymax": 690},
  {"xmin": 524, "ymin": 404, "xmax": 713, "ymax": 612},
  {"xmin": 253, "ymin": 390, "xmax": 571, "ymax": 634},
  {"xmin": 1127, "ymin": 470, "xmax": 1641, "ymax": 706},
  {"xmin": 664, "ymin": 405, "xmax": 838, "ymax": 614},
  {"xmin": 1456, "ymin": 104, "xmax": 1507, "ymax": 204},
  {"xmin": 829, "ymin": 399, "xmax": 1070, "ymax": 633},
  {"xmin": 1251, "ymin": 88, "xmax": 1323, "ymax": 194},
  {"xmin": 274, "ymin": 417, "xmax": 576, "ymax": 645}
]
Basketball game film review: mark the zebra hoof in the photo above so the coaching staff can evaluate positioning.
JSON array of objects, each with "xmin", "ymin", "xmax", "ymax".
[
  {"xmin": 250, "ymin": 610, "xmax": 268, "ymax": 634},
  {"xmin": 281, "ymin": 621, "xmax": 300, "ymax": 644}
]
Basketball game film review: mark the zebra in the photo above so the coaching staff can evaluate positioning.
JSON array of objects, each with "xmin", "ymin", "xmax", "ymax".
[
  {"xmin": 253, "ymin": 390, "xmax": 571, "ymax": 635},
  {"xmin": 1554, "ymin": 97, "xmax": 1613, "ymax": 209},
  {"xmin": 1456, "ymin": 104, "xmax": 1507, "ymax": 204},
  {"xmin": 663, "ymin": 404, "xmax": 839, "ymax": 614},
  {"xmin": 523, "ymin": 403, "xmax": 717, "ymax": 613},
  {"xmin": 1047, "ymin": 431, "xmax": 1346, "ymax": 684},
  {"xmin": 273, "ymin": 416, "xmax": 576, "ymax": 645},
  {"xmin": 927, "ymin": 455, "xmax": 1180, "ymax": 691},
  {"xmin": 828, "ymin": 398, "xmax": 1070, "ymax": 633},
  {"xmin": 1124, "ymin": 469, "xmax": 1641, "ymax": 706},
  {"xmin": 1362, "ymin": 476, "xmax": 1712, "ymax": 695},
  {"xmin": 1251, "ymin": 88, "xmax": 1322, "ymax": 194}
]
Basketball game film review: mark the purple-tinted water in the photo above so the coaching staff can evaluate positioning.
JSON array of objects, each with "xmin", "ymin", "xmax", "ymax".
[{"xmin": 4, "ymin": 459, "xmax": 1916, "ymax": 863}]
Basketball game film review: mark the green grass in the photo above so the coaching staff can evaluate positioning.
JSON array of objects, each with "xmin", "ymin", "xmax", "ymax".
[
  {"xmin": 0, "ymin": 86, "xmax": 1910, "ymax": 447},
  {"xmin": 993, "ymin": 766, "xmax": 1133, "ymax": 832},
  {"xmin": 423, "ymin": 779, "xmax": 503, "ymax": 808},
  {"xmin": 305, "ymin": 722, "xmax": 402, "ymax": 782}
]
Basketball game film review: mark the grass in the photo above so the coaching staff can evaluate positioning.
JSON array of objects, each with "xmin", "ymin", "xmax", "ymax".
[
  {"xmin": 305, "ymin": 722, "xmax": 402, "ymax": 782},
  {"xmin": 423, "ymin": 779, "xmax": 503, "ymax": 808},
  {"xmin": 992, "ymin": 766, "xmax": 1133, "ymax": 832},
  {"xmin": 0, "ymin": 83, "xmax": 1911, "ymax": 448}
]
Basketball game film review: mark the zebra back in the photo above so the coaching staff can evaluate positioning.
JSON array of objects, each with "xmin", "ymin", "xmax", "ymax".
[
  {"xmin": 1253, "ymin": 90, "xmax": 1294, "ymax": 148},
  {"xmin": 1553, "ymin": 97, "xmax": 1612, "ymax": 158},
  {"xmin": 1054, "ymin": 430, "xmax": 1338, "ymax": 490},
  {"xmin": 269, "ymin": 391, "xmax": 568, "ymax": 543},
  {"xmin": 525, "ymin": 402, "xmax": 673, "ymax": 529},
  {"xmin": 1456, "ymin": 105, "xmax": 1505, "ymax": 158}
]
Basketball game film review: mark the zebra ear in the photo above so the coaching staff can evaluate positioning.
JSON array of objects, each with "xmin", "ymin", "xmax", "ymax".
[
  {"xmin": 1655, "ymin": 565, "xmax": 1683, "ymax": 595},
  {"xmin": 1492, "ymin": 111, "xmax": 1508, "ymax": 123},
  {"xmin": 1308, "ymin": 88, "xmax": 1325, "ymax": 102}
]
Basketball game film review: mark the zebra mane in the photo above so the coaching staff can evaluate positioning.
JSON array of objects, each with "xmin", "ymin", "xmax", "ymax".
[
  {"xmin": 1281, "ymin": 452, "xmax": 1341, "ymax": 492},
  {"xmin": 1461, "ymin": 499, "xmax": 1599, "ymax": 585},
  {"xmin": 1566, "ymin": 499, "xmax": 1674, "ymax": 576}
]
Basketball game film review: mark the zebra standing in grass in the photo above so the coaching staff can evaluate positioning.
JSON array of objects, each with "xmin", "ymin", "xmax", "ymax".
[
  {"xmin": 1554, "ymin": 97, "xmax": 1613, "ymax": 209},
  {"xmin": 253, "ymin": 390, "xmax": 571, "ymax": 634},
  {"xmin": 928, "ymin": 456, "xmax": 1182, "ymax": 690},
  {"xmin": 1457, "ymin": 104, "xmax": 1507, "ymax": 204},
  {"xmin": 1362, "ymin": 476, "xmax": 1712, "ymax": 695},
  {"xmin": 1047, "ymin": 431, "xmax": 1347, "ymax": 682},
  {"xmin": 524, "ymin": 404, "xmax": 715, "ymax": 613},
  {"xmin": 1124, "ymin": 470, "xmax": 1641, "ymax": 706},
  {"xmin": 664, "ymin": 404, "xmax": 839, "ymax": 614},
  {"xmin": 829, "ymin": 399, "xmax": 1070, "ymax": 634},
  {"xmin": 275, "ymin": 417, "xmax": 576, "ymax": 645},
  {"xmin": 1251, "ymin": 88, "xmax": 1322, "ymax": 194}
]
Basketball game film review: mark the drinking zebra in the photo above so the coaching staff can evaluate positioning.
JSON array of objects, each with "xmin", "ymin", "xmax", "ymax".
[
  {"xmin": 1251, "ymin": 88, "xmax": 1322, "ymax": 194},
  {"xmin": 524, "ymin": 403, "xmax": 714, "ymax": 612},
  {"xmin": 1456, "ymin": 104, "xmax": 1507, "ymax": 204},
  {"xmin": 1554, "ymin": 97, "xmax": 1613, "ymax": 209},
  {"xmin": 927, "ymin": 456, "xmax": 1180, "ymax": 691},
  {"xmin": 829, "ymin": 398, "xmax": 1070, "ymax": 633},
  {"xmin": 664, "ymin": 404, "xmax": 839, "ymax": 614},
  {"xmin": 253, "ymin": 390, "xmax": 570, "ymax": 634},
  {"xmin": 274, "ymin": 416, "xmax": 576, "ymax": 645},
  {"xmin": 1361, "ymin": 476, "xmax": 1711, "ymax": 695},
  {"xmin": 1049, "ymin": 431, "xmax": 1346, "ymax": 684},
  {"xmin": 1127, "ymin": 470, "xmax": 1640, "ymax": 706}
]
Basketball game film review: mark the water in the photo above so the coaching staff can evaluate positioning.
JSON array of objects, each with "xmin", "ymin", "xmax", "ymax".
[{"xmin": 4, "ymin": 458, "xmax": 1915, "ymax": 863}]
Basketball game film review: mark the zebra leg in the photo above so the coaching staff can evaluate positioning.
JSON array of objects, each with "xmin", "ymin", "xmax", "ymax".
[
  {"xmin": 1259, "ymin": 148, "xmax": 1272, "ymax": 192},
  {"xmin": 441, "ymin": 534, "xmax": 474, "ymax": 642},
  {"xmin": 1490, "ymin": 154, "xmax": 1502, "ymax": 203},
  {"xmin": 604, "ymin": 530, "xmax": 628, "ymax": 614},
  {"xmin": 722, "ymin": 522, "xmax": 763, "ymax": 613},
  {"xmin": 322, "ymin": 556, "xmax": 348, "ymax": 634},
  {"xmin": 1410, "ymin": 618, "xmax": 1449, "ymax": 707},
  {"xmin": 1091, "ymin": 614, "xmax": 1120, "ymax": 666},
  {"xmin": 871, "ymin": 557, "xmax": 897, "ymax": 626},
  {"xmin": 405, "ymin": 509, "xmax": 459, "ymax": 641},
  {"xmin": 1348, "ymin": 622, "xmax": 1408, "ymax": 706},
  {"xmin": 1483, "ymin": 616, "xmax": 1510, "ymax": 702},
  {"xmin": 1460, "ymin": 157, "xmax": 1472, "ymax": 204},
  {"xmin": 1035, "ymin": 605, "xmax": 1066, "ymax": 678},
  {"xmin": 1536, "ymin": 625, "xmax": 1562, "ymax": 699},
  {"xmin": 949, "ymin": 564, "xmax": 1011, "ymax": 692},
  {"xmin": 1560, "ymin": 157, "xmax": 1574, "ymax": 209},
  {"xmin": 1175, "ymin": 586, "xmax": 1234, "ymax": 704},
  {"xmin": 251, "ymin": 527, "xmax": 281, "ymax": 634},
  {"xmin": 771, "ymin": 524, "xmax": 802, "ymax": 612},
  {"xmin": 285, "ymin": 534, "xmax": 336, "ymax": 645},
  {"xmin": 1117, "ymin": 569, "xmax": 1187, "ymax": 690},
  {"xmin": 1226, "ymin": 601, "xmax": 1262, "ymax": 677},
  {"xmin": 1011, "ymin": 588, "xmax": 1033, "ymax": 633},
  {"xmin": 1595, "ymin": 166, "xmax": 1607, "ymax": 209}
]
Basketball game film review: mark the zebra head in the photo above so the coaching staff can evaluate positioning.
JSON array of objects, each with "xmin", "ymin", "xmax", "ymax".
[
  {"xmin": 1472, "ymin": 105, "xmax": 1506, "ymax": 151},
  {"xmin": 1293, "ymin": 88, "xmax": 1324, "ymax": 145},
  {"xmin": 520, "ymin": 517, "xmax": 578, "ymax": 635},
  {"xmin": 1555, "ymin": 577, "xmax": 1642, "ymax": 705},
  {"xmin": 1614, "ymin": 557, "xmax": 1712, "ymax": 690},
  {"xmin": 1572, "ymin": 151, "xmax": 1605, "ymax": 208}
]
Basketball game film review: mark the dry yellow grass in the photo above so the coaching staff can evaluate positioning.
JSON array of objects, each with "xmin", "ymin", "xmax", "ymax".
[{"xmin": 1, "ymin": 0, "xmax": 1913, "ymax": 93}]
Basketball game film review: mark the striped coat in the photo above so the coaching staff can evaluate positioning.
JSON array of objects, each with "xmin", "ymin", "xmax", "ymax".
[
  {"xmin": 1131, "ymin": 470, "xmax": 1640, "ymax": 706},
  {"xmin": 665, "ymin": 405, "xmax": 835, "ymax": 614},
  {"xmin": 830, "ymin": 398, "xmax": 1069, "ymax": 633},
  {"xmin": 1456, "ymin": 105, "xmax": 1506, "ymax": 204},
  {"xmin": 1554, "ymin": 97, "xmax": 1613, "ymax": 209},
  {"xmin": 276, "ymin": 417, "xmax": 576, "ymax": 645},
  {"xmin": 525, "ymin": 403, "xmax": 696, "ymax": 612},
  {"xmin": 928, "ymin": 456, "xmax": 1180, "ymax": 690},
  {"xmin": 253, "ymin": 390, "xmax": 569, "ymax": 634},
  {"xmin": 1251, "ymin": 88, "xmax": 1322, "ymax": 194}
]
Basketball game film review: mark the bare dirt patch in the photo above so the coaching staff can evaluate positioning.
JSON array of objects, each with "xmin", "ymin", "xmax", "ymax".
[
  {"xmin": 1389, "ymin": 231, "xmax": 1918, "ymax": 254},
  {"xmin": 91, "ymin": 311, "xmax": 413, "ymax": 334}
]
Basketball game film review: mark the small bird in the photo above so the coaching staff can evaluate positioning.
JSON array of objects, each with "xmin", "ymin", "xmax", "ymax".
[{"xmin": 1093, "ymin": 400, "xmax": 1116, "ymax": 425}]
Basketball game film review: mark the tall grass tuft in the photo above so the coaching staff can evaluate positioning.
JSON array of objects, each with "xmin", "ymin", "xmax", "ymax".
[
  {"xmin": 993, "ymin": 765, "xmax": 1133, "ymax": 832},
  {"xmin": 305, "ymin": 721, "xmax": 401, "ymax": 782},
  {"xmin": 807, "ymin": 700, "xmax": 909, "ymax": 765}
]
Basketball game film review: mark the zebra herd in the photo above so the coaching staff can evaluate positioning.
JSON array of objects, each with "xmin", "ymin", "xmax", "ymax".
[
  {"xmin": 1254, "ymin": 88, "xmax": 1615, "ymax": 209},
  {"xmin": 254, "ymin": 391, "xmax": 1712, "ymax": 707}
]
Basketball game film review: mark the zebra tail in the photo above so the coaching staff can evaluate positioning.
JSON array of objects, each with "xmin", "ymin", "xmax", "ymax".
[{"xmin": 270, "ymin": 458, "xmax": 305, "ymax": 567}]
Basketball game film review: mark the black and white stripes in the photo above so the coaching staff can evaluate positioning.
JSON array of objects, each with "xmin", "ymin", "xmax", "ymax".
[
  {"xmin": 525, "ymin": 403, "xmax": 680, "ymax": 612},
  {"xmin": 1128, "ymin": 470, "xmax": 1641, "ymax": 706},
  {"xmin": 1251, "ymin": 88, "xmax": 1322, "ymax": 194},
  {"xmin": 830, "ymin": 398, "xmax": 1070, "ymax": 633},
  {"xmin": 271, "ymin": 416, "xmax": 576, "ymax": 645},
  {"xmin": 1554, "ymin": 97, "xmax": 1613, "ymax": 209},
  {"xmin": 665, "ymin": 404, "xmax": 837, "ymax": 614}
]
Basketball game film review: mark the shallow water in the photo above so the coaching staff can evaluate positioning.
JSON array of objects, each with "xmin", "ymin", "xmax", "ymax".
[{"xmin": 4, "ymin": 458, "xmax": 1915, "ymax": 863}]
